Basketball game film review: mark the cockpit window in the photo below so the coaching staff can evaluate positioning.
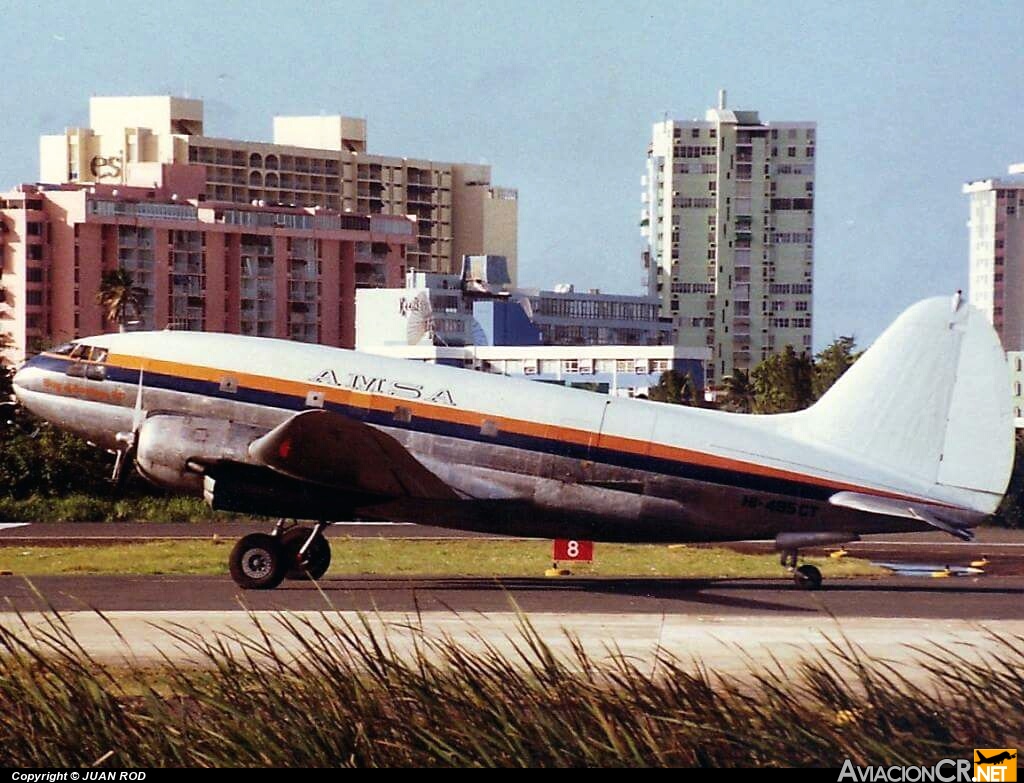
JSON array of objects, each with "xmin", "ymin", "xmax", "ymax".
[
  {"xmin": 50, "ymin": 342, "xmax": 76, "ymax": 356},
  {"xmin": 68, "ymin": 344, "xmax": 87, "ymax": 360},
  {"xmin": 89, "ymin": 347, "xmax": 109, "ymax": 363}
]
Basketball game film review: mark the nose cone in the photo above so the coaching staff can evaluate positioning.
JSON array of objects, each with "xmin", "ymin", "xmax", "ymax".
[{"xmin": 12, "ymin": 356, "xmax": 42, "ymax": 400}]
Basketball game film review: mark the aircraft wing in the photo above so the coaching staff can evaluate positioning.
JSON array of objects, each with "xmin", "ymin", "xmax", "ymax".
[
  {"xmin": 248, "ymin": 409, "xmax": 458, "ymax": 500},
  {"xmin": 828, "ymin": 491, "xmax": 980, "ymax": 541}
]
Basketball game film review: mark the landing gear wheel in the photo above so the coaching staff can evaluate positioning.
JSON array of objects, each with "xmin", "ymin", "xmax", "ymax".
[
  {"xmin": 280, "ymin": 526, "xmax": 332, "ymax": 580},
  {"xmin": 793, "ymin": 563, "xmax": 823, "ymax": 590},
  {"xmin": 229, "ymin": 533, "xmax": 286, "ymax": 590}
]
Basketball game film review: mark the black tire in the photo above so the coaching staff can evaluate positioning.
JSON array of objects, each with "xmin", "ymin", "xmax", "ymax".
[
  {"xmin": 229, "ymin": 533, "xmax": 286, "ymax": 590},
  {"xmin": 793, "ymin": 563, "xmax": 823, "ymax": 590},
  {"xmin": 280, "ymin": 527, "xmax": 332, "ymax": 581}
]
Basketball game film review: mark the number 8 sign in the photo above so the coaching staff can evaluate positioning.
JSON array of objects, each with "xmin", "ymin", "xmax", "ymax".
[{"xmin": 553, "ymin": 539, "xmax": 594, "ymax": 562}]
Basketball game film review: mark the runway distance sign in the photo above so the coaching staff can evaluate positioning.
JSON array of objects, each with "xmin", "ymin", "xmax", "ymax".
[{"xmin": 553, "ymin": 539, "xmax": 594, "ymax": 562}]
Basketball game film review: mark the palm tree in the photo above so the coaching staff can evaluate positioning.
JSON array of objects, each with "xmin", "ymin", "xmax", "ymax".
[
  {"xmin": 720, "ymin": 368, "xmax": 756, "ymax": 413},
  {"xmin": 96, "ymin": 268, "xmax": 146, "ymax": 332}
]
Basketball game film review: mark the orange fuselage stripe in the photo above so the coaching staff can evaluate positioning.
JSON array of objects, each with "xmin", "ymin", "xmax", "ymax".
[{"xmin": 99, "ymin": 351, "xmax": 937, "ymax": 505}]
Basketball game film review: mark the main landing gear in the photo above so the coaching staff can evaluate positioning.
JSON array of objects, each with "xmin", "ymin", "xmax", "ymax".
[
  {"xmin": 780, "ymin": 549, "xmax": 823, "ymax": 590},
  {"xmin": 229, "ymin": 519, "xmax": 332, "ymax": 590}
]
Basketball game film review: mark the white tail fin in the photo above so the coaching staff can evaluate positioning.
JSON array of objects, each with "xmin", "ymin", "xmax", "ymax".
[{"xmin": 794, "ymin": 296, "xmax": 1014, "ymax": 513}]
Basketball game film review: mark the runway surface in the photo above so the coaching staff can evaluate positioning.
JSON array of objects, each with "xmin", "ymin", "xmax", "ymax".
[
  {"xmin": 3, "ymin": 571, "xmax": 1022, "ymax": 673},
  {"xmin": 3, "ymin": 573, "xmax": 1023, "ymax": 618}
]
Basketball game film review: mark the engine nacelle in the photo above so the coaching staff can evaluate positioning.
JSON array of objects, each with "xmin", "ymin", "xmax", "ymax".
[
  {"xmin": 135, "ymin": 415, "xmax": 267, "ymax": 491},
  {"xmin": 203, "ymin": 461, "xmax": 364, "ymax": 520}
]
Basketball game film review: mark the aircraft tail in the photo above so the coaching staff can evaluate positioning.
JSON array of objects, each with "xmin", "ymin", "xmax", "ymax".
[{"xmin": 791, "ymin": 296, "xmax": 1014, "ymax": 514}]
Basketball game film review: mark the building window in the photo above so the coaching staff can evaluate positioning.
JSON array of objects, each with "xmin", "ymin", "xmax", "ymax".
[
  {"xmin": 26, "ymin": 290, "xmax": 43, "ymax": 306},
  {"xmin": 116, "ymin": 225, "xmax": 155, "ymax": 329},
  {"xmin": 169, "ymin": 230, "xmax": 205, "ymax": 331},
  {"xmin": 691, "ymin": 128, "xmax": 700, "ymax": 138},
  {"xmin": 287, "ymin": 237, "xmax": 320, "ymax": 343},
  {"xmin": 240, "ymin": 234, "xmax": 275, "ymax": 337},
  {"xmin": 787, "ymin": 147, "xmax": 797, "ymax": 157},
  {"xmin": 27, "ymin": 222, "xmax": 43, "ymax": 236},
  {"xmin": 806, "ymin": 147, "xmax": 815, "ymax": 158},
  {"xmin": 27, "ymin": 245, "xmax": 43, "ymax": 261}
]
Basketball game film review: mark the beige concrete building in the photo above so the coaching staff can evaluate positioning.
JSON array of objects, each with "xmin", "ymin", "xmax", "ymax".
[
  {"xmin": 39, "ymin": 96, "xmax": 518, "ymax": 281},
  {"xmin": 641, "ymin": 92, "xmax": 815, "ymax": 387},
  {"xmin": 964, "ymin": 163, "xmax": 1024, "ymax": 352}
]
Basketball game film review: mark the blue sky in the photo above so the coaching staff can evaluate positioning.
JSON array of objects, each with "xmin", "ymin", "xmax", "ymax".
[{"xmin": 1, "ymin": 1, "xmax": 1022, "ymax": 349}]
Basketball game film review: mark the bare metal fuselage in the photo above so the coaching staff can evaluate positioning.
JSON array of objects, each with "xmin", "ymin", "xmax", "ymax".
[{"xmin": 14, "ymin": 355, "xmax": 930, "ymax": 543}]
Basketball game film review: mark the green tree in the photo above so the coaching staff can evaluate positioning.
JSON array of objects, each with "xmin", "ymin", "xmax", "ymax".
[
  {"xmin": 96, "ymin": 268, "xmax": 146, "ymax": 332},
  {"xmin": 995, "ymin": 433, "xmax": 1024, "ymax": 528},
  {"xmin": 648, "ymin": 370, "xmax": 701, "ymax": 406},
  {"xmin": 0, "ymin": 331, "xmax": 14, "ymax": 404},
  {"xmin": 720, "ymin": 368, "xmax": 756, "ymax": 413},
  {"xmin": 751, "ymin": 345, "xmax": 814, "ymax": 413},
  {"xmin": 813, "ymin": 335, "xmax": 860, "ymax": 400}
]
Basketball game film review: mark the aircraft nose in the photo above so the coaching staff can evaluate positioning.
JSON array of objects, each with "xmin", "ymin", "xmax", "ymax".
[{"xmin": 11, "ymin": 355, "xmax": 42, "ymax": 397}]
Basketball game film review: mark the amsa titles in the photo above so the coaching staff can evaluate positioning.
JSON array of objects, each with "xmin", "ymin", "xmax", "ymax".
[{"xmin": 310, "ymin": 368, "xmax": 457, "ymax": 407}]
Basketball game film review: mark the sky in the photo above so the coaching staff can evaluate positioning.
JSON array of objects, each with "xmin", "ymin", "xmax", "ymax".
[{"xmin": 0, "ymin": 1, "xmax": 1022, "ymax": 350}]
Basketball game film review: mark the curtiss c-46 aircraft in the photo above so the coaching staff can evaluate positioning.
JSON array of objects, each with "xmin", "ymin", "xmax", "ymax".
[{"xmin": 11, "ymin": 294, "xmax": 1014, "ymax": 590}]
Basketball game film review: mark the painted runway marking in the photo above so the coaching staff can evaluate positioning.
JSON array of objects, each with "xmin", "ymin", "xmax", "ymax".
[{"xmin": 0, "ymin": 523, "xmax": 30, "ymax": 531}]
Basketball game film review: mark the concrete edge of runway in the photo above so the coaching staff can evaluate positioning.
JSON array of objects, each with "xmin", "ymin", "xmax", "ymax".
[{"xmin": 3, "ymin": 608, "xmax": 1020, "ymax": 682}]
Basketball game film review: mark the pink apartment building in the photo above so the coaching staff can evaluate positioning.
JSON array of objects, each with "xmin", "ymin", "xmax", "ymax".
[{"xmin": 0, "ymin": 166, "xmax": 414, "ymax": 363}]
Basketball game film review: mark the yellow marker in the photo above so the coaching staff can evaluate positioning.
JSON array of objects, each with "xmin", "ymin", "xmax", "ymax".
[
  {"xmin": 545, "ymin": 566, "xmax": 572, "ymax": 577},
  {"xmin": 971, "ymin": 556, "xmax": 989, "ymax": 568},
  {"xmin": 931, "ymin": 568, "xmax": 952, "ymax": 578},
  {"xmin": 830, "ymin": 548, "xmax": 848, "ymax": 559}
]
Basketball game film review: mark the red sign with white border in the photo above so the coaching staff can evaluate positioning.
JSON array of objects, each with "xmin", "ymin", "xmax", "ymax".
[{"xmin": 553, "ymin": 539, "xmax": 594, "ymax": 561}]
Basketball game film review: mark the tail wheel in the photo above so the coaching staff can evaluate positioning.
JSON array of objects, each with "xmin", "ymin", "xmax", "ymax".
[
  {"xmin": 793, "ymin": 563, "xmax": 823, "ymax": 590},
  {"xmin": 280, "ymin": 526, "xmax": 332, "ymax": 581},
  {"xmin": 229, "ymin": 533, "xmax": 286, "ymax": 590}
]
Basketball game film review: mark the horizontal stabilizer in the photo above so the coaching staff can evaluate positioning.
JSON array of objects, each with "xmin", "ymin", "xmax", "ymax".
[{"xmin": 829, "ymin": 491, "xmax": 977, "ymax": 541}]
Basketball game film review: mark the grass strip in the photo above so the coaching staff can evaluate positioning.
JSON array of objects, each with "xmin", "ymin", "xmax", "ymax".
[
  {"xmin": 0, "ymin": 610, "xmax": 1016, "ymax": 766},
  {"xmin": 0, "ymin": 538, "xmax": 883, "ymax": 578}
]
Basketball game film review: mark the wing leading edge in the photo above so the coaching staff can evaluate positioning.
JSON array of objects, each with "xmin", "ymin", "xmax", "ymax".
[{"xmin": 249, "ymin": 409, "xmax": 457, "ymax": 500}]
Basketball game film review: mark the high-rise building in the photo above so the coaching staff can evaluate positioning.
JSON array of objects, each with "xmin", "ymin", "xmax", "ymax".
[
  {"xmin": 641, "ymin": 92, "xmax": 815, "ymax": 387},
  {"xmin": 0, "ymin": 176, "xmax": 415, "ymax": 363},
  {"xmin": 964, "ymin": 163, "xmax": 1024, "ymax": 351},
  {"xmin": 39, "ymin": 96, "xmax": 518, "ymax": 282}
]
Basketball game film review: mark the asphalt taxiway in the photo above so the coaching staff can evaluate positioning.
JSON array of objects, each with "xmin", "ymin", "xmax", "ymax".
[{"xmin": 3, "ymin": 573, "xmax": 1023, "ymax": 618}]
